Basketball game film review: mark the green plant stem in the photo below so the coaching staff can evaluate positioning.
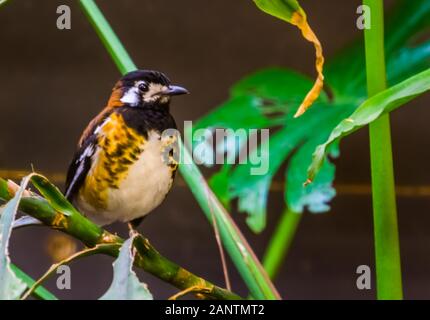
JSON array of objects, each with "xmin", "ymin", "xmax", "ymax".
[
  {"xmin": 10, "ymin": 264, "xmax": 57, "ymax": 300},
  {"xmin": 78, "ymin": 0, "xmax": 279, "ymax": 300},
  {"xmin": 180, "ymin": 141, "xmax": 280, "ymax": 299},
  {"xmin": 0, "ymin": 178, "xmax": 241, "ymax": 300},
  {"xmin": 79, "ymin": 0, "xmax": 136, "ymax": 74},
  {"xmin": 363, "ymin": 0, "xmax": 402, "ymax": 300},
  {"xmin": 262, "ymin": 209, "xmax": 302, "ymax": 279}
]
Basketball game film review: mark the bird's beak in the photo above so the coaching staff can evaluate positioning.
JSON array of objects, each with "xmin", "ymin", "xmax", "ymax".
[{"xmin": 164, "ymin": 85, "xmax": 189, "ymax": 96}]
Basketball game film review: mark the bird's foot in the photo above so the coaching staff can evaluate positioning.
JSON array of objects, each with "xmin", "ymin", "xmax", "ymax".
[{"xmin": 127, "ymin": 222, "xmax": 140, "ymax": 238}]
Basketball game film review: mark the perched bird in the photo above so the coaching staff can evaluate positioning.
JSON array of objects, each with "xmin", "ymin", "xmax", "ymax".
[{"xmin": 65, "ymin": 70, "xmax": 188, "ymax": 231}]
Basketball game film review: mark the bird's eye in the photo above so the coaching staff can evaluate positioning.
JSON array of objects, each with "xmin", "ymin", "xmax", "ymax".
[{"xmin": 138, "ymin": 83, "xmax": 148, "ymax": 92}]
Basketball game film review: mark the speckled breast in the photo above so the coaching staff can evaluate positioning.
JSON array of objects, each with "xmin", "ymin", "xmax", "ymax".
[{"xmin": 76, "ymin": 112, "xmax": 178, "ymax": 225}]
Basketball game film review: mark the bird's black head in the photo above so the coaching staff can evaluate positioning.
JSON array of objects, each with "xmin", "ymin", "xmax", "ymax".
[{"xmin": 114, "ymin": 70, "xmax": 188, "ymax": 109}]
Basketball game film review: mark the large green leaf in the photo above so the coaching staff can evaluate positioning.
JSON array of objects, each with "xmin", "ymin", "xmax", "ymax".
[
  {"xmin": 0, "ymin": 176, "xmax": 31, "ymax": 299},
  {"xmin": 191, "ymin": 69, "xmax": 321, "ymax": 137},
  {"xmin": 286, "ymin": 137, "xmax": 337, "ymax": 213},
  {"xmin": 194, "ymin": 0, "xmax": 430, "ymax": 233},
  {"xmin": 228, "ymin": 126, "xmax": 302, "ymax": 231},
  {"xmin": 190, "ymin": 68, "xmax": 324, "ymax": 171},
  {"xmin": 308, "ymin": 68, "xmax": 430, "ymax": 181},
  {"xmin": 228, "ymin": 102, "xmax": 353, "ymax": 232},
  {"xmin": 100, "ymin": 236, "xmax": 153, "ymax": 300},
  {"xmin": 193, "ymin": 69, "xmax": 355, "ymax": 232}
]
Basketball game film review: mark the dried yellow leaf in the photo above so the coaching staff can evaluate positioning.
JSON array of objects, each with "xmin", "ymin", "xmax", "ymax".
[{"xmin": 291, "ymin": 11, "xmax": 325, "ymax": 117}]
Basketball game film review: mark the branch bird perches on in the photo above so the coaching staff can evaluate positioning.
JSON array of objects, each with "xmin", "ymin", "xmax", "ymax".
[{"xmin": 0, "ymin": 177, "xmax": 241, "ymax": 300}]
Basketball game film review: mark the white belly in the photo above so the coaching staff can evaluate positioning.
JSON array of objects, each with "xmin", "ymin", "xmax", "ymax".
[{"xmin": 77, "ymin": 132, "xmax": 176, "ymax": 226}]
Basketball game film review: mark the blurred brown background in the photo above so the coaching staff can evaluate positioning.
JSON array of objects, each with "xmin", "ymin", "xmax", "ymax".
[{"xmin": 1, "ymin": 0, "xmax": 430, "ymax": 300}]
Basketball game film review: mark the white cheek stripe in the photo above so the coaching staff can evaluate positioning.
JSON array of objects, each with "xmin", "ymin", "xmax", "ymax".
[
  {"xmin": 120, "ymin": 83, "xmax": 170, "ymax": 106},
  {"xmin": 120, "ymin": 87, "xmax": 140, "ymax": 106}
]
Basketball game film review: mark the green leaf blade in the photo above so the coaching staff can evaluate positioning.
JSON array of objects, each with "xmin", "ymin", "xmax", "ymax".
[
  {"xmin": 30, "ymin": 175, "xmax": 78, "ymax": 217},
  {"xmin": 0, "ymin": 177, "xmax": 33, "ymax": 299},
  {"xmin": 308, "ymin": 68, "xmax": 430, "ymax": 182},
  {"xmin": 100, "ymin": 236, "xmax": 153, "ymax": 300}
]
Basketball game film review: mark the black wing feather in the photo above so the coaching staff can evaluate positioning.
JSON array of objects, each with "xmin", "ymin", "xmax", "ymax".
[
  {"xmin": 64, "ymin": 109, "xmax": 114, "ymax": 201},
  {"xmin": 64, "ymin": 134, "xmax": 97, "ymax": 202}
]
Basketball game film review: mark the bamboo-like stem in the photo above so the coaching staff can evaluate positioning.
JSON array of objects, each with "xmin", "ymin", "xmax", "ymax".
[
  {"xmin": 0, "ymin": 178, "xmax": 241, "ymax": 300},
  {"xmin": 262, "ymin": 209, "xmax": 302, "ymax": 279},
  {"xmin": 363, "ymin": 0, "xmax": 402, "ymax": 300},
  {"xmin": 79, "ymin": 0, "xmax": 136, "ymax": 74},
  {"xmin": 78, "ymin": 0, "xmax": 279, "ymax": 300},
  {"xmin": 180, "ymin": 145, "xmax": 280, "ymax": 299}
]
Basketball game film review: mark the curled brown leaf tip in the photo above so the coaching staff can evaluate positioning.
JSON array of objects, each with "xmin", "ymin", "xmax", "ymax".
[{"xmin": 291, "ymin": 12, "xmax": 325, "ymax": 117}]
